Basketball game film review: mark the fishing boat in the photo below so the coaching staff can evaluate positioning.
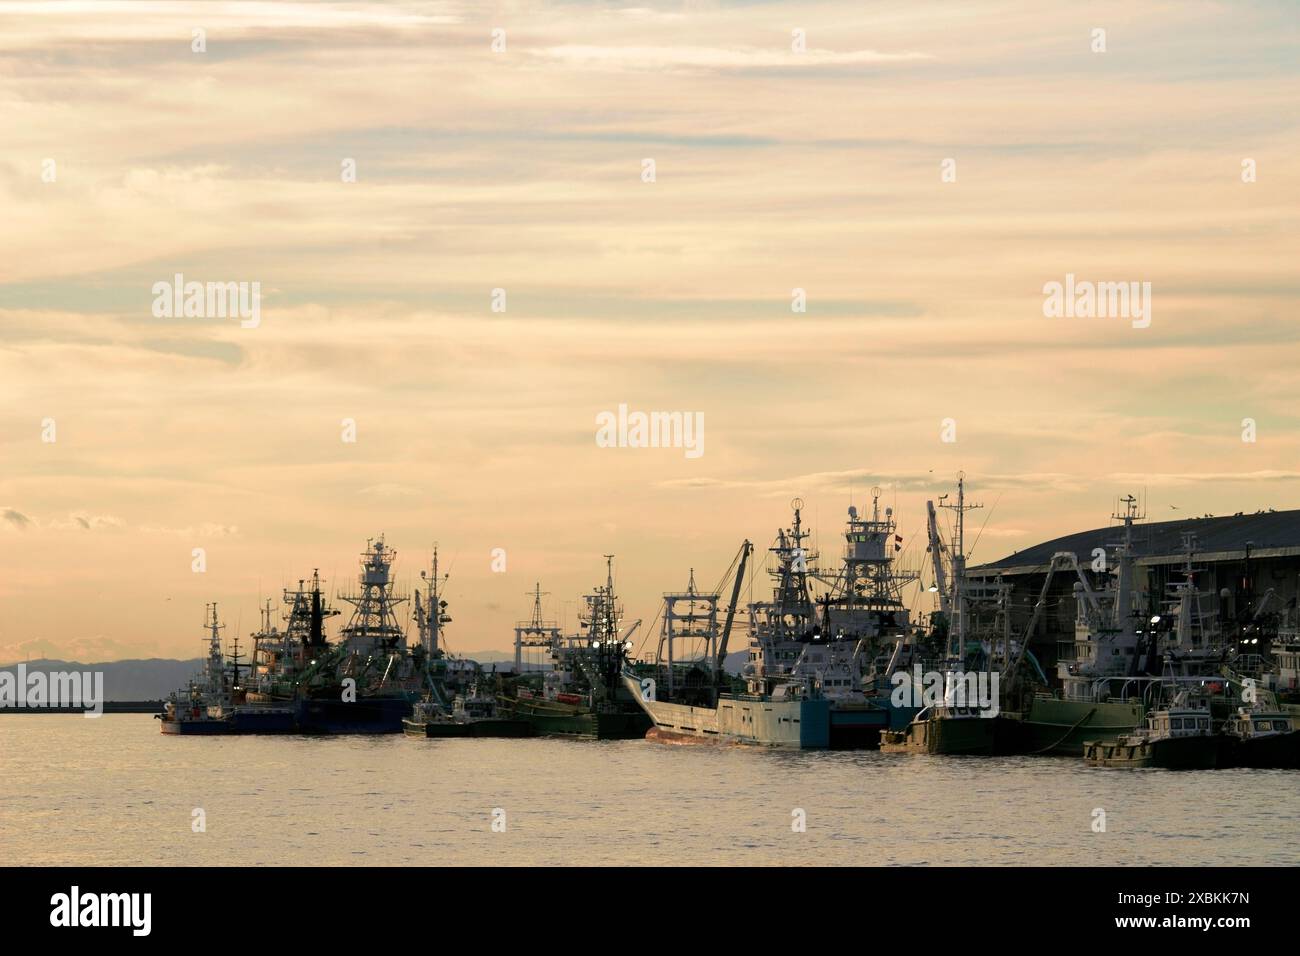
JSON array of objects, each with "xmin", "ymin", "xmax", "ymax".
[
  {"xmin": 244, "ymin": 571, "xmax": 338, "ymax": 709},
  {"xmin": 403, "ymin": 682, "xmax": 535, "ymax": 738},
  {"xmin": 157, "ymin": 604, "xmax": 297, "ymax": 733},
  {"xmin": 1009, "ymin": 498, "xmax": 1173, "ymax": 755},
  {"xmin": 1218, "ymin": 705, "xmax": 1300, "ymax": 769},
  {"xmin": 222, "ymin": 634, "xmax": 296, "ymax": 732},
  {"xmin": 811, "ymin": 491, "xmax": 929, "ymax": 746},
  {"xmin": 157, "ymin": 605, "xmax": 237, "ymax": 735},
  {"xmin": 880, "ymin": 703, "xmax": 1002, "ymax": 755},
  {"xmin": 293, "ymin": 538, "xmax": 443, "ymax": 734},
  {"xmin": 498, "ymin": 557, "xmax": 653, "ymax": 740},
  {"xmin": 625, "ymin": 503, "xmax": 844, "ymax": 748},
  {"xmin": 879, "ymin": 477, "xmax": 1016, "ymax": 754},
  {"xmin": 1083, "ymin": 699, "xmax": 1219, "ymax": 769},
  {"xmin": 1264, "ymin": 625, "xmax": 1300, "ymax": 707}
]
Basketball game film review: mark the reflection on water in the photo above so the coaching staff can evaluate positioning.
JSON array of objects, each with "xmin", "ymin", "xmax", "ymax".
[{"xmin": 2, "ymin": 715, "xmax": 1296, "ymax": 866}]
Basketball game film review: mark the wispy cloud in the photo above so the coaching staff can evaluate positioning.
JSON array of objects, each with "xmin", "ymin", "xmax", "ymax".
[
  {"xmin": 1, "ymin": 0, "xmax": 1297, "ymax": 659},
  {"xmin": 50, "ymin": 512, "xmax": 126, "ymax": 532},
  {"xmin": 535, "ymin": 45, "xmax": 931, "ymax": 71}
]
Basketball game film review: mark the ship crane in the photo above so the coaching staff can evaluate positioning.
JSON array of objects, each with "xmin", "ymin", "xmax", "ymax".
[
  {"xmin": 926, "ymin": 500, "xmax": 951, "ymax": 617},
  {"xmin": 715, "ymin": 540, "xmax": 753, "ymax": 681},
  {"xmin": 1006, "ymin": 551, "xmax": 1083, "ymax": 697}
]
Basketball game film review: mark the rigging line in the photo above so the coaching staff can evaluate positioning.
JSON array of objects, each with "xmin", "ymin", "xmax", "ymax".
[
  {"xmin": 969, "ymin": 491, "xmax": 1002, "ymax": 557},
  {"xmin": 635, "ymin": 599, "xmax": 665, "ymax": 661},
  {"xmin": 713, "ymin": 541, "xmax": 745, "ymax": 598}
]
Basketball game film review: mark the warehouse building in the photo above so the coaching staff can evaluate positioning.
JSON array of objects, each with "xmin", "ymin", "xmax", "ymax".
[{"xmin": 967, "ymin": 508, "xmax": 1300, "ymax": 676}]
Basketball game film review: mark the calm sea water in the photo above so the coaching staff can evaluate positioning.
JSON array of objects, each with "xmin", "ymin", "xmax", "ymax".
[{"xmin": 2, "ymin": 715, "xmax": 1296, "ymax": 866}]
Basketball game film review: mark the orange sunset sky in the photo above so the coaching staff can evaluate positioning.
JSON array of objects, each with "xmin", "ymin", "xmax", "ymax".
[{"xmin": 1, "ymin": 0, "xmax": 1298, "ymax": 662}]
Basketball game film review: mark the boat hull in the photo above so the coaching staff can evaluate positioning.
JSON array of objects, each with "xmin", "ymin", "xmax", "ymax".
[
  {"xmin": 1084, "ymin": 734, "xmax": 1220, "ymax": 769},
  {"xmin": 498, "ymin": 696, "xmax": 651, "ymax": 740},
  {"xmin": 159, "ymin": 704, "xmax": 302, "ymax": 734},
  {"xmin": 879, "ymin": 713, "xmax": 1011, "ymax": 755},
  {"xmin": 296, "ymin": 695, "xmax": 412, "ymax": 734},
  {"xmin": 622, "ymin": 677, "xmax": 831, "ymax": 748},
  {"xmin": 1218, "ymin": 731, "xmax": 1300, "ymax": 769},
  {"xmin": 402, "ymin": 717, "xmax": 536, "ymax": 738},
  {"xmin": 1017, "ymin": 696, "xmax": 1146, "ymax": 756},
  {"xmin": 157, "ymin": 716, "xmax": 230, "ymax": 735},
  {"xmin": 828, "ymin": 702, "xmax": 896, "ymax": 749},
  {"xmin": 226, "ymin": 706, "xmax": 298, "ymax": 734}
]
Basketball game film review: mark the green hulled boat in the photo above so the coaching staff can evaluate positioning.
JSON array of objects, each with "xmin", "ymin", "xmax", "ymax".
[
  {"xmin": 497, "ymin": 693, "xmax": 649, "ymax": 740},
  {"xmin": 1015, "ymin": 695, "xmax": 1146, "ymax": 756},
  {"xmin": 880, "ymin": 704, "xmax": 1017, "ymax": 755},
  {"xmin": 499, "ymin": 557, "xmax": 652, "ymax": 741}
]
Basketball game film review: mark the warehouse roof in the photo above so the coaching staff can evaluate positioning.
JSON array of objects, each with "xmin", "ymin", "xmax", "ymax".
[{"xmin": 971, "ymin": 508, "xmax": 1300, "ymax": 576}]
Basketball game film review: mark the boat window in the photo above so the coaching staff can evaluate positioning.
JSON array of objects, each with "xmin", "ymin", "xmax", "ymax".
[
  {"xmin": 1273, "ymin": 721, "xmax": 1290, "ymax": 732},
  {"xmin": 1254, "ymin": 721, "xmax": 1269, "ymax": 731},
  {"xmin": 1198, "ymin": 719, "xmax": 1209, "ymax": 730},
  {"xmin": 1169, "ymin": 718, "xmax": 1183, "ymax": 730}
]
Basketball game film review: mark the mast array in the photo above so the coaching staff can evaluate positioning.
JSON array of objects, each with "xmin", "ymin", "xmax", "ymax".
[{"xmin": 938, "ymin": 472, "xmax": 982, "ymax": 660}]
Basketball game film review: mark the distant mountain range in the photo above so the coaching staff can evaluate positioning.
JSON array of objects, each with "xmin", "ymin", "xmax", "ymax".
[
  {"xmin": 1, "ymin": 658, "xmax": 204, "ymax": 701},
  {"xmin": 1, "ymin": 648, "xmax": 750, "ymax": 700}
]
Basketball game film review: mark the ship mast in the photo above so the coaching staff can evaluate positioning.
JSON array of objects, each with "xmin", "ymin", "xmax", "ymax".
[
  {"xmin": 1111, "ymin": 495, "xmax": 1143, "ymax": 638},
  {"xmin": 832, "ymin": 486, "xmax": 918, "ymax": 613},
  {"xmin": 416, "ymin": 546, "xmax": 451, "ymax": 657},
  {"xmin": 586, "ymin": 555, "xmax": 626, "ymax": 695},
  {"xmin": 514, "ymin": 582, "xmax": 560, "ymax": 669},
  {"xmin": 938, "ymin": 473, "xmax": 982, "ymax": 660},
  {"xmin": 1163, "ymin": 531, "xmax": 1210, "ymax": 656},
  {"xmin": 593, "ymin": 554, "xmax": 621, "ymax": 644},
  {"xmin": 771, "ymin": 498, "xmax": 816, "ymax": 638},
  {"xmin": 203, "ymin": 602, "xmax": 225, "ymax": 696},
  {"xmin": 337, "ymin": 536, "xmax": 409, "ymax": 655}
]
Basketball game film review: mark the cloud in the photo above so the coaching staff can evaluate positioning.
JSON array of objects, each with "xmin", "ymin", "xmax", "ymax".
[
  {"xmin": 2, "ymin": 509, "xmax": 127, "ymax": 532},
  {"xmin": 1105, "ymin": 471, "xmax": 1300, "ymax": 486},
  {"xmin": 1, "ymin": 0, "xmax": 1297, "ymax": 663},
  {"xmin": 138, "ymin": 523, "xmax": 240, "ymax": 537},
  {"xmin": 535, "ymin": 45, "xmax": 931, "ymax": 71},
  {"xmin": 0, "ymin": 634, "xmax": 161, "ymax": 666},
  {"xmin": 0, "ymin": 1, "xmax": 460, "ymax": 52},
  {"xmin": 657, "ymin": 470, "xmax": 1092, "ymax": 496},
  {"xmin": 2, "ymin": 507, "xmax": 33, "ymax": 530},
  {"xmin": 50, "ymin": 512, "xmax": 126, "ymax": 532}
]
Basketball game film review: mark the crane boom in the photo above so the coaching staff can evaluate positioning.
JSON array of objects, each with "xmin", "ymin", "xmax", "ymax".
[
  {"xmin": 1008, "ymin": 552, "xmax": 1076, "ymax": 691},
  {"xmin": 716, "ymin": 539, "xmax": 752, "ymax": 678},
  {"xmin": 926, "ymin": 500, "xmax": 950, "ymax": 616}
]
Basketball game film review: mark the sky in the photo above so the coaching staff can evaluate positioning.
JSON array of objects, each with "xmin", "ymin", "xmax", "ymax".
[{"xmin": 1, "ymin": 0, "xmax": 1298, "ymax": 663}]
